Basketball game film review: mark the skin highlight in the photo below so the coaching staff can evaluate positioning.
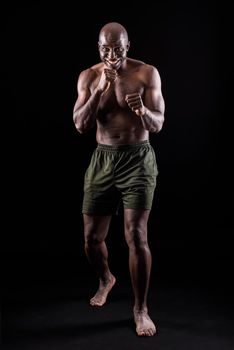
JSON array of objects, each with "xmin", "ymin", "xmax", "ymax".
[{"xmin": 73, "ymin": 22, "xmax": 165, "ymax": 337}]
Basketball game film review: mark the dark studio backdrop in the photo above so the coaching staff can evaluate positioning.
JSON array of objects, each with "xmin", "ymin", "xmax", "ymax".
[{"xmin": 1, "ymin": 1, "xmax": 232, "ymax": 292}]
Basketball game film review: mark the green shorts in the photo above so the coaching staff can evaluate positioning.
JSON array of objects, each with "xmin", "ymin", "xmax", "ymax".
[{"xmin": 82, "ymin": 140, "xmax": 158, "ymax": 215}]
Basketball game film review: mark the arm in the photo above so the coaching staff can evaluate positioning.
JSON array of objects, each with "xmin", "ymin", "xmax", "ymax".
[
  {"xmin": 73, "ymin": 68, "xmax": 117, "ymax": 134},
  {"xmin": 73, "ymin": 69, "xmax": 102, "ymax": 134},
  {"xmin": 125, "ymin": 66, "xmax": 165, "ymax": 133}
]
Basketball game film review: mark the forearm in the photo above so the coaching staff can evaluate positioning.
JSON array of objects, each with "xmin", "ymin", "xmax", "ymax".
[
  {"xmin": 140, "ymin": 108, "xmax": 164, "ymax": 133},
  {"xmin": 73, "ymin": 88, "xmax": 103, "ymax": 133}
]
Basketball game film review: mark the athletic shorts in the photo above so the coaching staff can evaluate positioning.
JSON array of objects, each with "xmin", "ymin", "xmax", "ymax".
[{"xmin": 82, "ymin": 140, "xmax": 158, "ymax": 215}]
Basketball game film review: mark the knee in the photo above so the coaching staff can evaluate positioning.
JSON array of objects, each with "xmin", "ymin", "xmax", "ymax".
[
  {"xmin": 84, "ymin": 229, "xmax": 103, "ymax": 248},
  {"xmin": 125, "ymin": 227, "xmax": 148, "ymax": 251}
]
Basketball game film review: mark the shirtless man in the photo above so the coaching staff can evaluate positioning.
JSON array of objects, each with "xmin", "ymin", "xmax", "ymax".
[{"xmin": 73, "ymin": 22, "xmax": 165, "ymax": 337}]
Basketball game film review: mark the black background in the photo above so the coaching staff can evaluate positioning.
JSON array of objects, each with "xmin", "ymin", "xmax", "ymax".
[{"xmin": 1, "ymin": 1, "xmax": 232, "ymax": 289}]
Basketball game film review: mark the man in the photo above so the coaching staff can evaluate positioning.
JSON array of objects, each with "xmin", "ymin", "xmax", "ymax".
[{"xmin": 73, "ymin": 22, "xmax": 165, "ymax": 337}]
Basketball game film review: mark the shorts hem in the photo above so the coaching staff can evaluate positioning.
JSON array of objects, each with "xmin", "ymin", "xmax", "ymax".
[
  {"xmin": 82, "ymin": 208, "xmax": 116, "ymax": 216},
  {"xmin": 123, "ymin": 205, "xmax": 152, "ymax": 211}
]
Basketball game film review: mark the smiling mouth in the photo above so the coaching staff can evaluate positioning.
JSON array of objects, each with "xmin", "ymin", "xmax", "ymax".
[{"xmin": 106, "ymin": 59, "xmax": 120, "ymax": 66}]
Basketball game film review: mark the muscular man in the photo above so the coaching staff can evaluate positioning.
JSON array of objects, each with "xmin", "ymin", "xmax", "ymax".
[{"xmin": 73, "ymin": 22, "xmax": 165, "ymax": 337}]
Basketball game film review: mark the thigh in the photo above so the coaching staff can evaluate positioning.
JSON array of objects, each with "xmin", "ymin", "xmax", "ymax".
[
  {"xmin": 116, "ymin": 145, "xmax": 157, "ymax": 210},
  {"xmin": 83, "ymin": 148, "xmax": 119, "ymax": 215},
  {"xmin": 82, "ymin": 187, "xmax": 120, "ymax": 215},
  {"xmin": 83, "ymin": 214, "xmax": 112, "ymax": 242}
]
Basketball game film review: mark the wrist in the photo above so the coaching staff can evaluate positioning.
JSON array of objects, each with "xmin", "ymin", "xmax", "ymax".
[
  {"xmin": 94, "ymin": 87, "xmax": 105, "ymax": 95},
  {"xmin": 136, "ymin": 107, "xmax": 146, "ymax": 117}
]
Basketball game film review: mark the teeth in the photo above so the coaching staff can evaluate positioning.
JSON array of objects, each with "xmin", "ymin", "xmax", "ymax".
[{"xmin": 108, "ymin": 60, "xmax": 119, "ymax": 64}]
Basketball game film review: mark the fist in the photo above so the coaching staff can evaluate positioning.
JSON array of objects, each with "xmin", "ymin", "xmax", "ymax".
[
  {"xmin": 98, "ymin": 69, "xmax": 117, "ymax": 93},
  {"xmin": 125, "ymin": 93, "xmax": 146, "ymax": 116}
]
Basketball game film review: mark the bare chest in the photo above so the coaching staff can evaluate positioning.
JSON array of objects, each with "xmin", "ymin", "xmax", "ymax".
[{"xmin": 93, "ymin": 75, "xmax": 145, "ymax": 113}]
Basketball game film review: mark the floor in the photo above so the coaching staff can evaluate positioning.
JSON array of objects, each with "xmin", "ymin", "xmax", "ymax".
[{"xmin": 2, "ymin": 259, "xmax": 234, "ymax": 350}]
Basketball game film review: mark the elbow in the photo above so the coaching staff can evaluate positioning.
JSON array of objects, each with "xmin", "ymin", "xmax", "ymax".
[
  {"xmin": 74, "ymin": 119, "xmax": 92, "ymax": 134},
  {"xmin": 156, "ymin": 115, "xmax": 164, "ymax": 133},
  {"xmin": 156, "ymin": 123, "xmax": 163, "ymax": 133},
  {"xmin": 73, "ymin": 113, "xmax": 85, "ymax": 133},
  {"xmin": 155, "ymin": 127, "xmax": 162, "ymax": 134},
  {"xmin": 75, "ymin": 122, "xmax": 85, "ymax": 134}
]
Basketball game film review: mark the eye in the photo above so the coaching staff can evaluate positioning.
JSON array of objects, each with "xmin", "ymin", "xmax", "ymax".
[
  {"xmin": 101, "ymin": 47, "xmax": 109, "ymax": 53},
  {"xmin": 115, "ymin": 47, "xmax": 124, "ymax": 53}
]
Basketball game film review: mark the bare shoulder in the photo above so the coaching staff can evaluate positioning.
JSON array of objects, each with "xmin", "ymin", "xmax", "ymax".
[
  {"xmin": 128, "ymin": 58, "xmax": 160, "ymax": 77},
  {"xmin": 141, "ymin": 63, "xmax": 160, "ymax": 78},
  {"xmin": 76, "ymin": 63, "xmax": 104, "ymax": 93},
  {"xmin": 78, "ymin": 66, "xmax": 99, "ymax": 83},
  {"xmin": 78, "ymin": 63, "xmax": 103, "ymax": 87},
  {"xmin": 141, "ymin": 64, "xmax": 162, "ymax": 88}
]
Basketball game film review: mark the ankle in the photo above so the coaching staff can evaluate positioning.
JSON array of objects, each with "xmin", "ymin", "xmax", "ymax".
[
  {"xmin": 100, "ymin": 273, "xmax": 114, "ymax": 286},
  {"xmin": 134, "ymin": 305, "xmax": 148, "ymax": 314}
]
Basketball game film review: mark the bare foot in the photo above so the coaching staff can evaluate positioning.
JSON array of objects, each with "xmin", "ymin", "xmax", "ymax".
[
  {"xmin": 90, "ymin": 275, "xmax": 116, "ymax": 306},
  {"xmin": 133, "ymin": 308, "xmax": 156, "ymax": 336}
]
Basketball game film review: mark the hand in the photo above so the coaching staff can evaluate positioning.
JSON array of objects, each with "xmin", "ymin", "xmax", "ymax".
[
  {"xmin": 125, "ymin": 93, "xmax": 146, "ymax": 116},
  {"xmin": 98, "ymin": 69, "xmax": 117, "ymax": 93}
]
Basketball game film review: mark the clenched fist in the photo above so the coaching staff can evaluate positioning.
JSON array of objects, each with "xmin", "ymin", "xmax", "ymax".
[
  {"xmin": 125, "ymin": 93, "xmax": 146, "ymax": 117},
  {"xmin": 98, "ymin": 68, "xmax": 117, "ymax": 93}
]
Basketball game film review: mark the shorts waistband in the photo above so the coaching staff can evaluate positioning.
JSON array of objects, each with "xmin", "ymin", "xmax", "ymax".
[{"xmin": 97, "ymin": 140, "xmax": 150, "ymax": 151}]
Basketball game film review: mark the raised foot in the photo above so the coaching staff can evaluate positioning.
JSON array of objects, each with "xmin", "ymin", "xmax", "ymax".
[
  {"xmin": 90, "ymin": 275, "xmax": 116, "ymax": 307},
  {"xmin": 134, "ymin": 308, "xmax": 156, "ymax": 337}
]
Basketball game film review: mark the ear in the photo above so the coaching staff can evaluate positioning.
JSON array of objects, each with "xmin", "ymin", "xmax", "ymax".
[
  {"xmin": 98, "ymin": 42, "xmax": 101, "ymax": 49},
  {"xmin": 126, "ymin": 41, "xmax": 130, "ymax": 51}
]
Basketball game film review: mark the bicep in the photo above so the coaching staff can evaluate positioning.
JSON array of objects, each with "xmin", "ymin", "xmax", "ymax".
[
  {"xmin": 73, "ymin": 88, "xmax": 91, "ymax": 112},
  {"xmin": 143, "ymin": 66, "xmax": 165, "ymax": 114},
  {"xmin": 144, "ymin": 86, "xmax": 165, "ymax": 114},
  {"xmin": 73, "ymin": 70, "xmax": 92, "ymax": 112}
]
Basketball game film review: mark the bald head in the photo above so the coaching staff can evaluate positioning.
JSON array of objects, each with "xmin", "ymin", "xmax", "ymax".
[
  {"xmin": 99, "ymin": 22, "xmax": 129, "ymax": 45},
  {"xmin": 98, "ymin": 22, "xmax": 130, "ymax": 70}
]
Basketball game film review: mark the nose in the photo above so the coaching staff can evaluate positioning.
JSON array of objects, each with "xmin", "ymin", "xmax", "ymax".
[{"xmin": 108, "ymin": 48, "xmax": 116, "ymax": 60}]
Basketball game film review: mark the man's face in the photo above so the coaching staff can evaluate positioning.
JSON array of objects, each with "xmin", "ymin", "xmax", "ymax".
[{"xmin": 98, "ymin": 34, "xmax": 129, "ymax": 71}]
